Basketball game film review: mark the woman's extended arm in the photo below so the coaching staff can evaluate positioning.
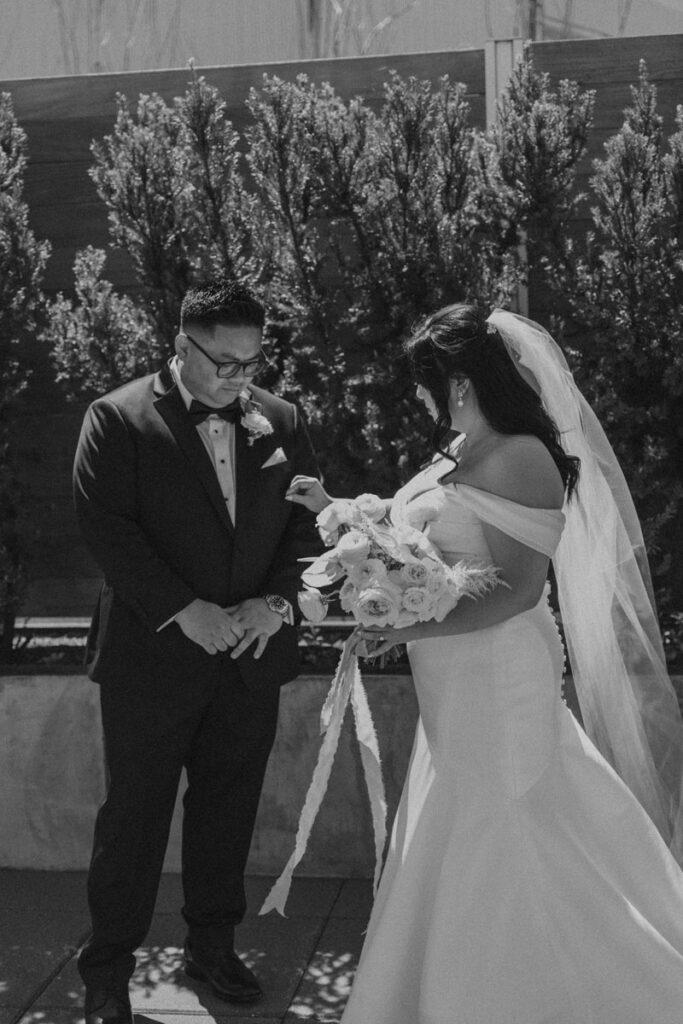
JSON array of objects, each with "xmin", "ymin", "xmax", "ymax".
[
  {"xmin": 285, "ymin": 475, "xmax": 333, "ymax": 513},
  {"xmin": 285, "ymin": 475, "xmax": 393, "ymax": 515}
]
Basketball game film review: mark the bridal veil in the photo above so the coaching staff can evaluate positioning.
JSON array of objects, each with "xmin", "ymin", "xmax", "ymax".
[{"xmin": 487, "ymin": 309, "xmax": 683, "ymax": 863}]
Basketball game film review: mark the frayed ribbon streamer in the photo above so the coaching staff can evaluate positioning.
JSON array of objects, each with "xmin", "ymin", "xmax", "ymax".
[{"xmin": 260, "ymin": 636, "xmax": 387, "ymax": 916}]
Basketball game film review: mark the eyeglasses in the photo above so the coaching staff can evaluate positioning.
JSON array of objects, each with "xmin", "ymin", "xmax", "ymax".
[{"xmin": 182, "ymin": 331, "xmax": 268, "ymax": 379}]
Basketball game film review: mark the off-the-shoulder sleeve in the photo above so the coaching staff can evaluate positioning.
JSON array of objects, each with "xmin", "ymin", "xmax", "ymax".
[{"xmin": 449, "ymin": 483, "xmax": 565, "ymax": 557}]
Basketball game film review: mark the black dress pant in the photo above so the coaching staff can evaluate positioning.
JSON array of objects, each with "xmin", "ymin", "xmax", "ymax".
[{"xmin": 78, "ymin": 665, "xmax": 280, "ymax": 990}]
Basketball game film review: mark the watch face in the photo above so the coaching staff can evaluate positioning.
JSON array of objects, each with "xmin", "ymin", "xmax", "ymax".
[{"xmin": 266, "ymin": 595, "xmax": 287, "ymax": 615}]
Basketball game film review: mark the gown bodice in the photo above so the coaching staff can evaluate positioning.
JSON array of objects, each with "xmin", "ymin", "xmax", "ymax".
[
  {"xmin": 388, "ymin": 453, "xmax": 569, "ymax": 803},
  {"xmin": 391, "ymin": 454, "xmax": 565, "ymax": 563}
]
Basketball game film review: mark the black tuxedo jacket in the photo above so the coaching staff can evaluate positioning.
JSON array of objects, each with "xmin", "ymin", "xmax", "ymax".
[{"xmin": 73, "ymin": 363, "xmax": 322, "ymax": 691}]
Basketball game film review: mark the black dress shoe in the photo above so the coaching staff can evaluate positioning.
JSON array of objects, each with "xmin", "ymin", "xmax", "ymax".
[
  {"xmin": 184, "ymin": 940, "xmax": 262, "ymax": 1003},
  {"xmin": 84, "ymin": 988, "xmax": 133, "ymax": 1024}
]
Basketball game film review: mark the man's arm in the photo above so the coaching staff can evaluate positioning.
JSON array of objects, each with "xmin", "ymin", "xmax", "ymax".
[{"xmin": 74, "ymin": 399, "xmax": 199, "ymax": 631}]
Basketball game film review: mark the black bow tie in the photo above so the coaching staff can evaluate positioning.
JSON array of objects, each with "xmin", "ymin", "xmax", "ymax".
[{"xmin": 188, "ymin": 399, "xmax": 241, "ymax": 425}]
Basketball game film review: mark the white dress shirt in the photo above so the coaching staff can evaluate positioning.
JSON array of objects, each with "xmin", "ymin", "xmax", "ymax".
[{"xmin": 171, "ymin": 356, "xmax": 237, "ymax": 523}]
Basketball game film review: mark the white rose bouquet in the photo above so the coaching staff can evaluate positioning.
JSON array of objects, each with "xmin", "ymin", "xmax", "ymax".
[
  {"xmin": 298, "ymin": 493, "xmax": 501, "ymax": 637},
  {"xmin": 260, "ymin": 493, "xmax": 502, "ymax": 919}
]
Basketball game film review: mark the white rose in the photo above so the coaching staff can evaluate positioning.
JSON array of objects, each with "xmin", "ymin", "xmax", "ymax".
[
  {"xmin": 390, "ymin": 523, "xmax": 440, "ymax": 563},
  {"xmin": 241, "ymin": 410, "xmax": 273, "ymax": 437},
  {"xmin": 317, "ymin": 500, "xmax": 362, "ymax": 541},
  {"xmin": 349, "ymin": 557, "xmax": 388, "ymax": 587},
  {"xmin": 297, "ymin": 587, "xmax": 328, "ymax": 624},
  {"xmin": 336, "ymin": 529, "xmax": 372, "ymax": 566},
  {"xmin": 400, "ymin": 561, "xmax": 430, "ymax": 586},
  {"xmin": 404, "ymin": 498, "xmax": 440, "ymax": 532},
  {"xmin": 355, "ymin": 580, "xmax": 403, "ymax": 627},
  {"xmin": 401, "ymin": 586, "xmax": 435, "ymax": 619},
  {"xmin": 354, "ymin": 493, "xmax": 387, "ymax": 523}
]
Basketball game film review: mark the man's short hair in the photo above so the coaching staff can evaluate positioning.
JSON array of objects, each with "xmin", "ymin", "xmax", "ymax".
[{"xmin": 180, "ymin": 281, "xmax": 265, "ymax": 332}]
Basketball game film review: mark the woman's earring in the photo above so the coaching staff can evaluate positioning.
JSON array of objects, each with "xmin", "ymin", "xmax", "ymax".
[{"xmin": 456, "ymin": 382, "xmax": 468, "ymax": 407}]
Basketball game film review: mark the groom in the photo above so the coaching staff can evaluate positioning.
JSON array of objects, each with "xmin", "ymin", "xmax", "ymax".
[{"xmin": 74, "ymin": 281, "xmax": 321, "ymax": 1024}]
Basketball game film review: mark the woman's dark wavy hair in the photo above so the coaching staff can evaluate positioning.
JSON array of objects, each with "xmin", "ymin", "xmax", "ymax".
[{"xmin": 403, "ymin": 303, "xmax": 580, "ymax": 500}]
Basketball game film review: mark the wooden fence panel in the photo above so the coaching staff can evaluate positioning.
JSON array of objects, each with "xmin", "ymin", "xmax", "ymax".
[
  {"xmin": 529, "ymin": 34, "xmax": 683, "ymax": 87},
  {"xmin": 530, "ymin": 34, "xmax": 683, "ymax": 169},
  {"xmin": 2, "ymin": 48, "xmax": 486, "ymax": 297}
]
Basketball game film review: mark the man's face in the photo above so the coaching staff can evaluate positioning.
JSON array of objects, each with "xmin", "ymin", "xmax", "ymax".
[{"xmin": 175, "ymin": 323, "xmax": 263, "ymax": 407}]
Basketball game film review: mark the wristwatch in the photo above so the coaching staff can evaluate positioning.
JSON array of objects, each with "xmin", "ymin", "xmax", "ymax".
[{"xmin": 264, "ymin": 594, "xmax": 290, "ymax": 618}]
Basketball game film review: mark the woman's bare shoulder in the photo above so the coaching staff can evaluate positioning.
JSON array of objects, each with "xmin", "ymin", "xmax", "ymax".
[{"xmin": 467, "ymin": 434, "xmax": 565, "ymax": 509}]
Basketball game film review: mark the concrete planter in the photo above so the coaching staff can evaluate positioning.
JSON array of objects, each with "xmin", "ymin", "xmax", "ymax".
[
  {"xmin": 2, "ymin": 671, "xmax": 680, "ymax": 876},
  {"xmin": 0, "ymin": 671, "xmax": 418, "ymax": 876}
]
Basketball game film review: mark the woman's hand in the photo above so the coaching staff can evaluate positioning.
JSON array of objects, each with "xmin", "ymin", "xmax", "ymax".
[
  {"xmin": 285, "ymin": 475, "xmax": 334, "ymax": 514},
  {"xmin": 353, "ymin": 623, "xmax": 422, "ymax": 658}
]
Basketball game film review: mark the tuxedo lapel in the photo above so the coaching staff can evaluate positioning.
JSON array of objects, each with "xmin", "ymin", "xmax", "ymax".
[{"xmin": 153, "ymin": 365, "xmax": 235, "ymax": 537}]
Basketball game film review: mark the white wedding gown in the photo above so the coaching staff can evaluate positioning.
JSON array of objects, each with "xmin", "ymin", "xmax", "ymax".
[{"xmin": 341, "ymin": 457, "xmax": 683, "ymax": 1024}]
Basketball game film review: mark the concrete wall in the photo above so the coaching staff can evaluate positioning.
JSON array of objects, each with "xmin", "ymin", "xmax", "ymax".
[
  {"xmin": 3, "ymin": 670, "xmax": 680, "ymax": 876},
  {"xmin": 0, "ymin": 672, "xmax": 418, "ymax": 876},
  {"xmin": 0, "ymin": 673, "xmax": 105, "ymax": 870}
]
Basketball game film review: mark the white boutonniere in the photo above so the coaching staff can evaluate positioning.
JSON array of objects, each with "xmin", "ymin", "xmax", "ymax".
[{"xmin": 239, "ymin": 390, "xmax": 274, "ymax": 446}]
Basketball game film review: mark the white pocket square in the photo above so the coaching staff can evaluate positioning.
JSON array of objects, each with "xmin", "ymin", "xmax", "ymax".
[{"xmin": 262, "ymin": 447, "xmax": 288, "ymax": 469}]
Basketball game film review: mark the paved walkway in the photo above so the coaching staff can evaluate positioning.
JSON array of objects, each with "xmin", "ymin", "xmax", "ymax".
[{"xmin": 0, "ymin": 872, "xmax": 372, "ymax": 1024}]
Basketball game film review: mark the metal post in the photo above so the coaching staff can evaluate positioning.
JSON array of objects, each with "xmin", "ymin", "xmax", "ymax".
[{"xmin": 484, "ymin": 37, "xmax": 529, "ymax": 316}]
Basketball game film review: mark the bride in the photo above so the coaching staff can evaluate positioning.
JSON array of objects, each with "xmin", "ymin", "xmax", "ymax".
[{"xmin": 287, "ymin": 303, "xmax": 683, "ymax": 1024}]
